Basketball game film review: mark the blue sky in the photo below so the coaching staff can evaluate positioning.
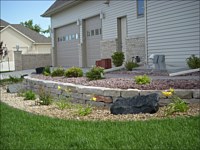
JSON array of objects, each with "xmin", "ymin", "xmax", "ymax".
[{"xmin": 1, "ymin": 0, "xmax": 55, "ymax": 30}]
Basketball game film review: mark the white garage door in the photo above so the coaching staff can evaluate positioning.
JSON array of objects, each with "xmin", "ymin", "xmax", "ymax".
[
  {"xmin": 85, "ymin": 15, "xmax": 102, "ymax": 67},
  {"xmin": 55, "ymin": 23, "xmax": 79, "ymax": 67}
]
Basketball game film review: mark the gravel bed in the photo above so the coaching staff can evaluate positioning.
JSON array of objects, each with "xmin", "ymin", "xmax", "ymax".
[
  {"xmin": 1, "ymin": 86, "xmax": 199, "ymax": 121},
  {"xmin": 31, "ymin": 74, "xmax": 199, "ymax": 90}
]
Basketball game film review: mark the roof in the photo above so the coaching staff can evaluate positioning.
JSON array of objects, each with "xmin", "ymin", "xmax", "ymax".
[
  {"xmin": 41, "ymin": 0, "xmax": 84, "ymax": 17},
  {"xmin": 0, "ymin": 19, "xmax": 10, "ymax": 27},
  {"xmin": 0, "ymin": 19, "xmax": 51, "ymax": 43}
]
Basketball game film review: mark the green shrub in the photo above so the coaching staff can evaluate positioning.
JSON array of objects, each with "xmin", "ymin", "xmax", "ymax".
[
  {"xmin": 86, "ymin": 66, "xmax": 104, "ymax": 80},
  {"xmin": 38, "ymin": 87, "xmax": 53, "ymax": 105},
  {"xmin": 56, "ymin": 99, "xmax": 72, "ymax": 110},
  {"xmin": 125, "ymin": 61, "xmax": 139, "ymax": 71},
  {"xmin": 51, "ymin": 67, "xmax": 65, "ymax": 77},
  {"xmin": 64, "ymin": 67, "xmax": 83, "ymax": 78},
  {"xmin": 77, "ymin": 104, "xmax": 92, "ymax": 116},
  {"xmin": 186, "ymin": 55, "xmax": 200, "ymax": 69},
  {"xmin": 24, "ymin": 90, "xmax": 36, "ymax": 100},
  {"xmin": 111, "ymin": 52, "xmax": 125, "ymax": 67},
  {"xmin": 42, "ymin": 66, "xmax": 51, "ymax": 76},
  {"xmin": 134, "ymin": 74, "xmax": 151, "ymax": 85}
]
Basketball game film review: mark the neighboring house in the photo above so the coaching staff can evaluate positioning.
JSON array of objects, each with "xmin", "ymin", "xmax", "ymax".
[
  {"xmin": 42, "ymin": 0, "xmax": 200, "ymax": 69},
  {"xmin": 0, "ymin": 19, "xmax": 51, "ymax": 71}
]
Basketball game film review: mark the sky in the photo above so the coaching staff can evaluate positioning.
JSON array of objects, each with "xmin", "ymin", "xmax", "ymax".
[{"xmin": 1, "ymin": 0, "xmax": 55, "ymax": 31}]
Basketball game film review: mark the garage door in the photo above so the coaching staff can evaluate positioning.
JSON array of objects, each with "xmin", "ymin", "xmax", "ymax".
[
  {"xmin": 55, "ymin": 23, "xmax": 79, "ymax": 67},
  {"xmin": 85, "ymin": 15, "xmax": 102, "ymax": 67}
]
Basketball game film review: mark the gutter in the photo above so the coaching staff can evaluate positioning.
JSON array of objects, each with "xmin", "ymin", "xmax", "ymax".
[
  {"xmin": 41, "ymin": 0, "xmax": 84, "ymax": 17},
  {"xmin": 144, "ymin": 0, "xmax": 148, "ymax": 66}
]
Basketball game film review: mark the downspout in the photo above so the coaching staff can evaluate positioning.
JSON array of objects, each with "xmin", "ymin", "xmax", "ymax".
[{"xmin": 144, "ymin": 0, "xmax": 148, "ymax": 67}]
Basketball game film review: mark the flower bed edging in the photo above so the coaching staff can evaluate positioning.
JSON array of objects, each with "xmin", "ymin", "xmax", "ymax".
[{"xmin": 23, "ymin": 76, "xmax": 200, "ymax": 108}]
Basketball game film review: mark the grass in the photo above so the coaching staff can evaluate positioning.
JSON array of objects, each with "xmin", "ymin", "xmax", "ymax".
[{"xmin": 0, "ymin": 102, "xmax": 200, "ymax": 150}]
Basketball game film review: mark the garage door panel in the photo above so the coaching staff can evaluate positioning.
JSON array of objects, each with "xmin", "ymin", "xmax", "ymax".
[
  {"xmin": 56, "ymin": 23, "xmax": 79, "ymax": 67},
  {"xmin": 85, "ymin": 15, "xmax": 102, "ymax": 67}
]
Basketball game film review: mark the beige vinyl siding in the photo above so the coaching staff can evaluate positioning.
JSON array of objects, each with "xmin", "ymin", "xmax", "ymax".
[
  {"xmin": 51, "ymin": 0, "xmax": 144, "ymax": 41},
  {"xmin": 147, "ymin": 0, "xmax": 200, "ymax": 68}
]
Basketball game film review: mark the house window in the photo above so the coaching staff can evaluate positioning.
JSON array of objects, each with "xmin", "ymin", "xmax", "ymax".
[
  {"xmin": 91, "ymin": 30, "xmax": 95, "ymax": 36},
  {"xmin": 87, "ymin": 31, "xmax": 90, "ymax": 36},
  {"xmin": 66, "ymin": 35, "xmax": 69, "ymax": 41},
  {"xmin": 76, "ymin": 33, "xmax": 79, "ymax": 39},
  {"xmin": 137, "ymin": 0, "xmax": 144, "ymax": 17},
  {"xmin": 95, "ymin": 29, "xmax": 99, "ymax": 35}
]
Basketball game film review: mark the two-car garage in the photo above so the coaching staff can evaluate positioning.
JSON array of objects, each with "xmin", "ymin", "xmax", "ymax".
[{"xmin": 55, "ymin": 15, "xmax": 102, "ymax": 67}]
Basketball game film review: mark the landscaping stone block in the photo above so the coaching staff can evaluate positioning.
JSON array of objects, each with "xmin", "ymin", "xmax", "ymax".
[
  {"xmin": 94, "ymin": 95, "xmax": 113, "ymax": 103},
  {"xmin": 120, "ymin": 89, "xmax": 139, "ymax": 98},
  {"xmin": 193, "ymin": 90, "xmax": 200, "ymax": 99},
  {"xmin": 82, "ymin": 94, "xmax": 92, "ymax": 100},
  {"xmin": 78, "ymin": 86, "xmax": 104, "ymax": 95},
  {"xmin": 71, "ymin": 93, "xmax": 83, "ymax": 99},
  {"xmin": 140, "ymin": 90, "xmax": 165, "ymax": 99},
  {"xmin": 103, "ymin": 88, "xmax": 121, "ymax": 97},
  {"xmin": 86, "ymin": 100, "xmax": 105, "ymax": 107},
  {"xmin": 174, "ymin": 90, "xmax": 193, "ymax": 99}
]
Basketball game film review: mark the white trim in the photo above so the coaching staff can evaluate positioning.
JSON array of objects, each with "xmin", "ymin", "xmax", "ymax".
[
  {"xmin": 0, "ymin": 25, "xmax": 35, "ymax": 43},
  {"xmin": 33, "ymin": 43, "xmax": 51, "ymax": 45}
]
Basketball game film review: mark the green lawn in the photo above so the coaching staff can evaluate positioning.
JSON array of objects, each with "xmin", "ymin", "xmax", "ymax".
[{"xmin": 0, "ymin": 102, "xmax": 200, "ymax": 150}]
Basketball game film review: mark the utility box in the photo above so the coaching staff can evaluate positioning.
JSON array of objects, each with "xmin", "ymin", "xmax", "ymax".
[{"xmin": 96, "ymin": 58, "xmax": 112, "ymax": 69}]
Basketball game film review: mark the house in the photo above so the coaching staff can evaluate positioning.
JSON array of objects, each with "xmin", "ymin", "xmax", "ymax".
[
  {"xmin": 42, "ymin": 0, "xmax": 200, "ymax": 70},
  {"xmin": 0, "ymin": 19, "xmax": 51, "ymax": 71}
]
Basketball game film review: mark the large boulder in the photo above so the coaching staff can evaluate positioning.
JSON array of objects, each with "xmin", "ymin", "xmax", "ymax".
[
  {"xmin": 7, "ymin": 83, "xmax": 25, "ymax": 93},
  {"xmin": 110, "ymin": 93, "xmax": 159, "ymax": 115}
]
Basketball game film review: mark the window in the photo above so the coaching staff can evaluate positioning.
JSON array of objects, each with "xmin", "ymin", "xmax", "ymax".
[
  {"xmin": 137, "ymin": 0, "xmax": 144, "ymax": 17},
  {"xmin": 69, "ymin": 35, "xmax": 72, "ymax": 40},
  {"xmin": 63, "ymin": 36, "xmax": 66, "ymax": 41},
  {"xmin": 75, "ymin": 33, "xmax": 79, "ymax": 39},
  {"xmin": 71, "ymin": 34, "xmax": 75, "ymax": 40},
  {"xmin": 66, "ymin": 35, "xmax": 69, "ymax": 41},
  {"xmin": 99, "ymin": 28, "xmax": 102, "ymax": 35},
  {"xmin": 95, "ymin": 29, "xmax": 99, "ymax": 35},
  {"xmin": 87, "ymin": 31, "xmax": 90, "ymax": 36},
  {"xmin": 91, "ymin": 30, "xmax": 94, "ymax": 36}
]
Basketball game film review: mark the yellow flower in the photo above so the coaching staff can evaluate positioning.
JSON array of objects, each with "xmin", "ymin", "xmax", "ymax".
[
  {"xmin": 91, "ymin": 97, "xmax": 97, "ymax": 101},
  {"xmin": 162, "ymin": 91, "xmax": 172, "ymax": 97},
  {"xmin": 58, "ymin": 86, "xmax": 61, "ymax": 90},
  {"xmin": 169, "ymin": 88, "xmax": 174, "ymax": 93}
]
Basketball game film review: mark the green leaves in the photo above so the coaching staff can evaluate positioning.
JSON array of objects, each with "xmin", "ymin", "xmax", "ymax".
[{"xmin": 134, "ymin": 74, "xmax": 151, "ymax": 85}]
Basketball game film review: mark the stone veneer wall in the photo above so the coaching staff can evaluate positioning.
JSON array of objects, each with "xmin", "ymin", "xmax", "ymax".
[
  {"xmin": 14, "ymin": 51, "xmax": 52, "ymax": 71},
  {"xmin": 126, "ymin": 37, "xmax": 145, "ymax": 63},
  {"xmin": 100, "ymin": 39, "xmax": 118, "ymax": 59},
  {"xmin": 23, "ymin": 76, "xmax": 200, "ymax": 108}
]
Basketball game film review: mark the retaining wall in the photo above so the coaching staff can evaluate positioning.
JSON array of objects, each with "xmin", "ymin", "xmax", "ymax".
[{"xmin": 23, "ymin": 76, "xmax": 200, "ymax": 107}]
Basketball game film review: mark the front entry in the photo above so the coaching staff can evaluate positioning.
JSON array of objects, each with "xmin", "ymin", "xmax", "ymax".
[{"xmin": 117, "ymin": 17, "xmax": 127, "ymax": 58}]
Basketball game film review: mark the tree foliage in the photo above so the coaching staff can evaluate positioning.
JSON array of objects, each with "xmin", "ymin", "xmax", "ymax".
[{"xmin": 20, "ymin": 19, "xmax": 50, "ymax": 36}]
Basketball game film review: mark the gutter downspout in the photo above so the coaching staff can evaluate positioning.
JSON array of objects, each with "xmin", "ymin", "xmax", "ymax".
[{"xmin": 144, "ymin": 0, "xmax": 148, "ymax": 68}]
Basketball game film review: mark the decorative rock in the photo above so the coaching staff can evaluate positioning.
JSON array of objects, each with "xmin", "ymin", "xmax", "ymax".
[
  {"xmin": 7, "ymin": 83, "xmax": 25, "ymax": 93},
  {"xmin": 94, "ymin": 95, "xmax": 113, "ymax": 103},
  {"xmin": 110, "ymin": 93, "xmax": 159, "ymax": 115}
]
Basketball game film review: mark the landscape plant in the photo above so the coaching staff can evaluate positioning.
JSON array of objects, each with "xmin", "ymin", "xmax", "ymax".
[
  {"xmin": 38, "ymin": 86, "xmax": 53, "ymax": 105},
  {"xmin": 23, "ymin": 90, "xmax": 36, "ymax": 100},
  {"xmin": 76, "ymin": 104, "xmax": 93, "ymax": 116},
  {"xmin": 186, "ymin": 54, "xmax": 200, "ymax": 69},
  {"xmin": 56, "ymin": 86, "xmax": 72, "ymax": 110},
  {"xmin": 125, "ymin": 61, "xmax": 139, "ymax": 71},
  {"xmin": 86, "ymin": 66, "xmax": 104, "ymax": 80},
  {"xmin": 134, "ymin": 74, "xmax": 151, "ymax": 85},
  {"xmin": 162, "ymin": 88, "xmax": 189, "ymax": 116},
  {"xmin": 51, "ymin": 67, "xmax": 65, "ymax": 77},
  {"xmin": 111, "ymin": 51, "xmax": 125, "ymax": 67},
  {"xmin": 64, "ymin": 67, "xmax": 83, "ymax": 77},
  {"xmin": 42, "ymin": 66, "xmax": 51, "ymax": 76}
]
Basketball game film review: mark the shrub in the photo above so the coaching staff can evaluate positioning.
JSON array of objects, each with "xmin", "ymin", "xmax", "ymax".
[
  {"xmin": 162, "ymin": 88, "xmax": 189, "ymax": 116},
  {"xmin": 111, "ymin": 52, "xmax": 125, "ymax": 67},
  {"xmin": 134, "ymin": 74, "xmax": 151, "ymax": 85},
  {"xmin": 86, "ymin": 66, "xmax": 104, "ymax": 80},
  {"xmin": 77, "ymin": 104, "xmax": 92, "ymax": 116},
  {"xmin": 42, "ymin": 66, "xmax": 51, "ymax": 76},
  {"xmin": 56, "ymin": 99, "xmax": 72, "ymax": 110},
  {"xmin": 51, "ymin": 67, "xmax": 65, "ymax": 77},
  {"xmin": 186, "ymin": 55, "xmax": 200, "ymax": 69},
  {"xmin": 24, "ymin": 90, "xmax": 36, "ymax": 100},
  {"xmin": 38, "ymin": 87, "xmax": 53, "ymax": 105},
  {"xmin": 125, "ymin": 61, "xmax": 139, "ymax": 71},
  {"xmin": 64, "ymin": 67, "xmax": 83, "ymax": 77}
]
